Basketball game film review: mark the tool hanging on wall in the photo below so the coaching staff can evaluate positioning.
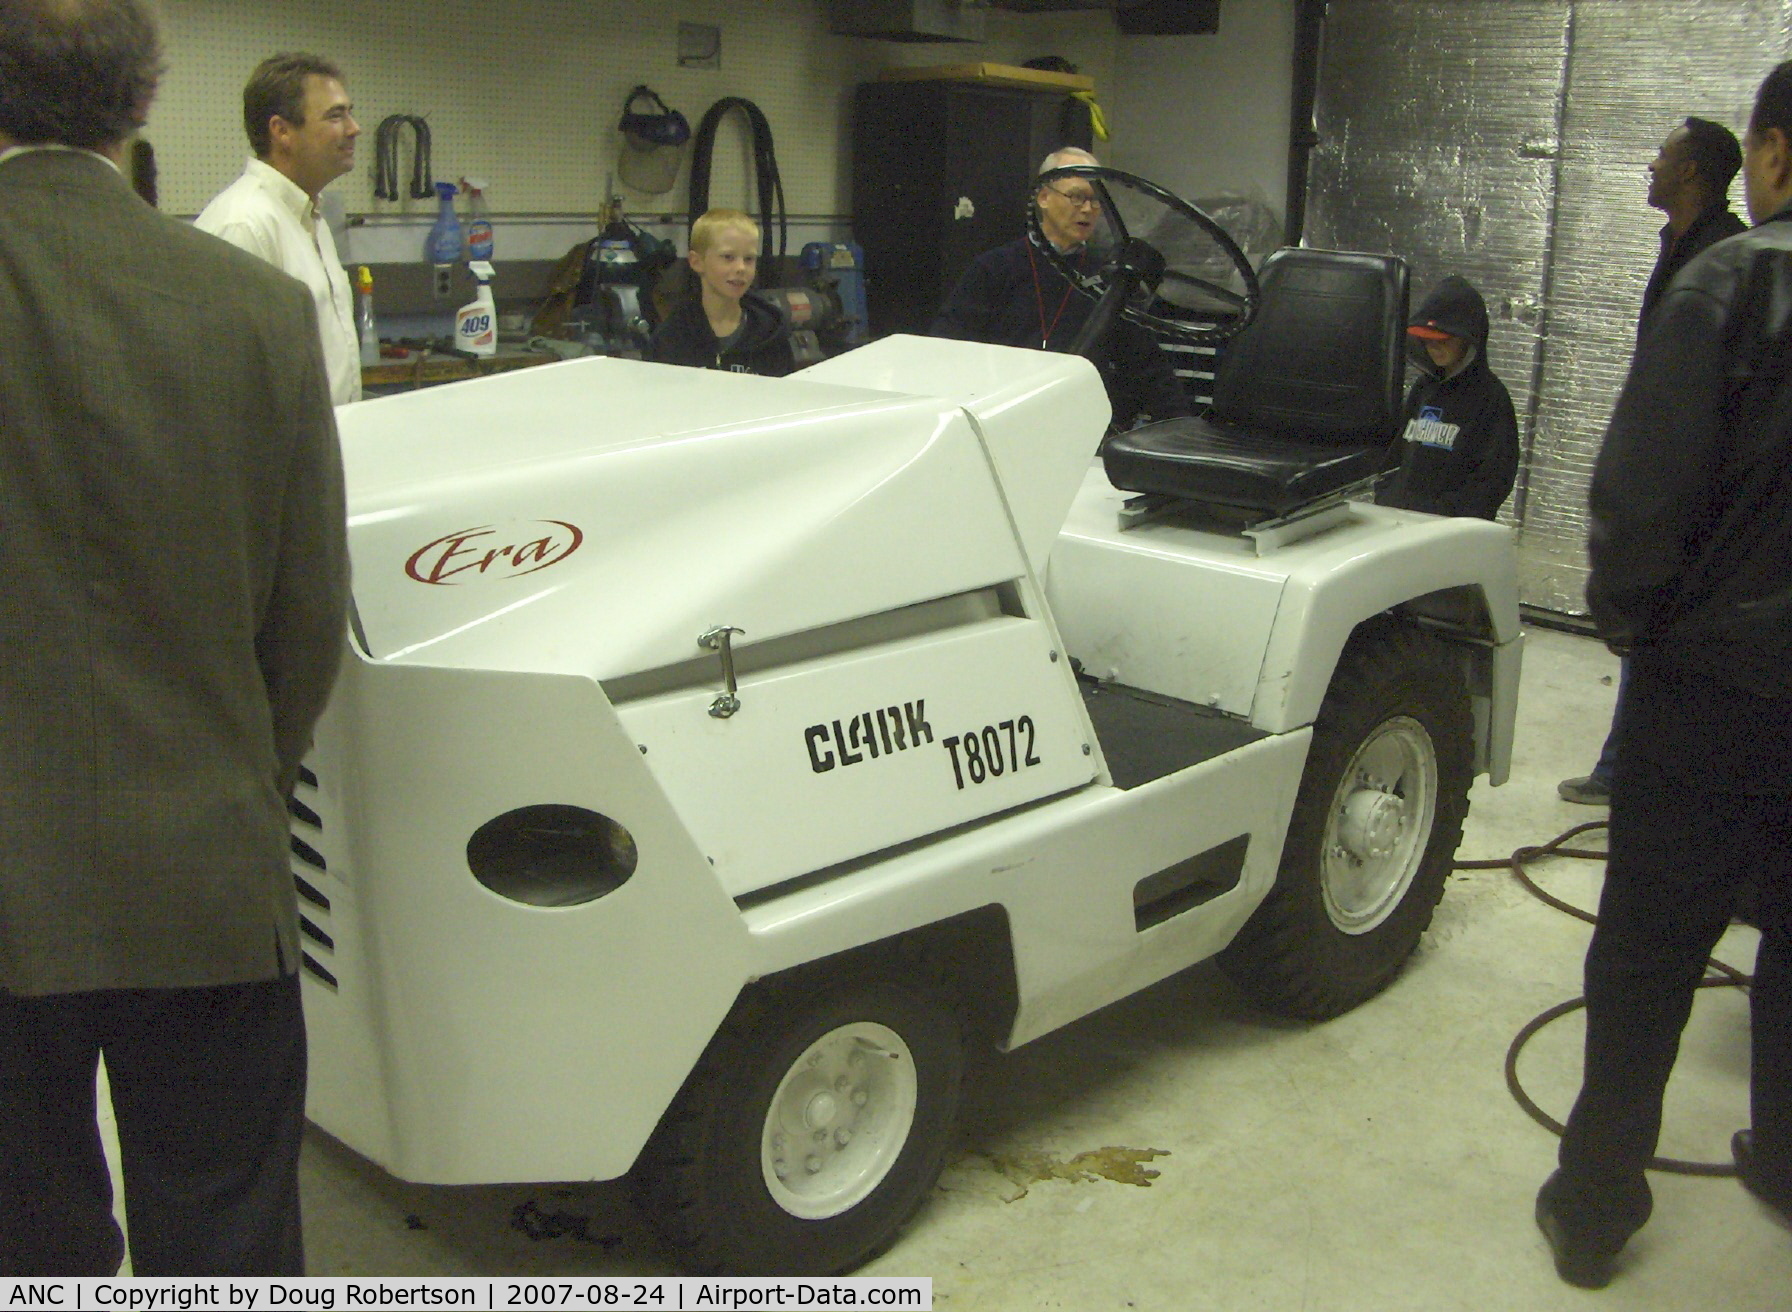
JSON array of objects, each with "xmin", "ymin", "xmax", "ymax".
[
  {"xmin": 617, "ymin": 85, "xmax": 691, "ymax": 195},
  {"xmin": 686, "ymin": 97, "xmax": 786, "ymax": 262},
  {"xmin": 373, "ymin": 114, "xmax": 434, "ymax": 201}
]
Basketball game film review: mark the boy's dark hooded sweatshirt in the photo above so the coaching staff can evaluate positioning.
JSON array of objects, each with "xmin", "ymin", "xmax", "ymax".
[
  {"xmin": 647, "ymin": 290, "xmax": 795, "ymax": 376},
  {"xmin": 1382, "ymin": 276, "xmax": 1520, "ymax": 520}
]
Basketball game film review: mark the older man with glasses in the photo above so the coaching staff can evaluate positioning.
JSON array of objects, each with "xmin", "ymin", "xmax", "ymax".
[{"xmin": 930, "ymin": 147, "xmax": 1190, "ymax": 432}]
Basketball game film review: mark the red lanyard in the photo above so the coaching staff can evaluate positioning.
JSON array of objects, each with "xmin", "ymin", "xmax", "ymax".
[{"xmin": 1027, "ymin": 241, "xmax": 1076, "ymax": 349}]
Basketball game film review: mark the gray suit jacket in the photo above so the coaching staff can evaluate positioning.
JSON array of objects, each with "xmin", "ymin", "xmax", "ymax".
[{"xmin": 0, "ymin": 149, "xmax": 350, "ymax": 996}]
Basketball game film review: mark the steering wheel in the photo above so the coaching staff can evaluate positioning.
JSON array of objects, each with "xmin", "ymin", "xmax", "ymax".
[{"xmin": 1027, "ymin": 164, "xmax": 1260, "ymax": 347}]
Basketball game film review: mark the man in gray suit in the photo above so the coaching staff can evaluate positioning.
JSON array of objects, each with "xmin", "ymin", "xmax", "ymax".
[{"xmin": 0, "ymin": 0, "xmax": 349, "ymax": 1276}]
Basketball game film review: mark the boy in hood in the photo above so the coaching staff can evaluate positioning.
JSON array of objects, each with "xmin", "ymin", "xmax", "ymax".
[
  {"xmin": 1379, "ymin": 275, "xmax": 1520, "ymax": 520},
  {"xmin": 648, "ymin": 208, "xmax": 794, "ymax": 376}
]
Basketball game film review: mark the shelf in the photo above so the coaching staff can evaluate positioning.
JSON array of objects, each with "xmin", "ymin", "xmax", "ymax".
[{"xmin": 875, "ymin": 62, "xmax": 1095, "ymax": 92}]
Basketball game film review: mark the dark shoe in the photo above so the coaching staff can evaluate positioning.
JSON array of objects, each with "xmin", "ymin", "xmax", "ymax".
[
  {"xmin": 1557, "ymin": 774, "xmax": 1613, "ymax": 805},
  {"xmin": 1733, "ymin": 1130, "xmax": 1792, "ymax": 1221},
  {"xmin": 1536, "ymin": 1176, "xmax": 1620, "ymax": 1289}
]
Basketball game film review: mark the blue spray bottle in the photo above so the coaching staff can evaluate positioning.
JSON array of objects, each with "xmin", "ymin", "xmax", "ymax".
[{"xmin": 425, "ymin": 181, "xmax": 462, "ymax": 267}]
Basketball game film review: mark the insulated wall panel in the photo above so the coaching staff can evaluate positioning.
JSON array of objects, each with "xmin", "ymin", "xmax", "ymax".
[
  {"xmin": 1523, "ymin": 0, "xmax": 1789, "ymax": 613},
  {"xmin": 1307, "ymin": 0, "xmax": 1570, "ymax": 538},
  {"xmin": 1307, "ymin": 0, "xmax": 1792, "ymax": 615}
]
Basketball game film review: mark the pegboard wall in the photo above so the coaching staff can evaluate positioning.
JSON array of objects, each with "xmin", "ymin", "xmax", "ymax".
[{"xmin": 150, "ymin": 0, "xmax": 1118, "ymax": 220}]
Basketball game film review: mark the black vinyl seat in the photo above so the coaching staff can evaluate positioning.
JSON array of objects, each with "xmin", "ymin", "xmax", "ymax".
[{"xmin": 1104, "ymin": 247, "xmax": 1410, "ymax": 520}]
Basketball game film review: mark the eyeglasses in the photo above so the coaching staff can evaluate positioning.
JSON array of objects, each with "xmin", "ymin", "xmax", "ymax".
[{"xmin": 1043, "ymin": 184, "xmax": 1100, "ymax": 210}]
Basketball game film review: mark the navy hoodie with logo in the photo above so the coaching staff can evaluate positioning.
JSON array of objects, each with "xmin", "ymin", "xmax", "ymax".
[
  {"xmin": 647, "ymin": 290, "xmax": 795, "ymax": 376},
  {"xmin": 1381, "ymin": 276, "xmax": 1520, "ymax": 520}
]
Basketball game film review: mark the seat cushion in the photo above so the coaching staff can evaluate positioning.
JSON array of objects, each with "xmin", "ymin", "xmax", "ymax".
[
  {"xmin": 1104, "ymin": 415, "xmax": 1387, "ymax": 519},
  {"xmin": 1210, "ymin": 248, "xmax": 1409, "ymax": 445}
]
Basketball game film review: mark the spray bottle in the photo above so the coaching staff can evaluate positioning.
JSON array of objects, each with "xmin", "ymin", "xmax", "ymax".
[
  {"xmin": 462, "ymin": 176, "xmax": 494, "ymax": 261},
  {"xmin": 355, "ymin": 265, "xmax": 380, "ymax": 366},
  {"xmin": 425, "ymin": 180, "xmax": 462, "ymax": 271},
  {"xmin": 455, "ymin": 260, "xmax": 497, "ymax": 357}
]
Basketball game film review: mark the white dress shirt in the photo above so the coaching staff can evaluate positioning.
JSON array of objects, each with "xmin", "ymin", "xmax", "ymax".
[{"xmin": 196, "ymin": 158, "xmax": 362, "ymax": 405}]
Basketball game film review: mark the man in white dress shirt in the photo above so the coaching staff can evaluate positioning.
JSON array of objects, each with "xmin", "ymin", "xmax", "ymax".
[{"xmin": 197, "ymin": 53, "xmax": 363, "ymax": 405}]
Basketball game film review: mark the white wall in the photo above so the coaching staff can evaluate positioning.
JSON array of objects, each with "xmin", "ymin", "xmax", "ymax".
[
  {"xmin": 145, "ymin": 1, "xmax": 1307, "ymax": 273},
  {"xmin": 150, "ymin": 0, "xmax": 1116, "ymax": 221},
  {"xmin": 1103, "ymin": 0, "xmax": 1296, "ymax": 224}
]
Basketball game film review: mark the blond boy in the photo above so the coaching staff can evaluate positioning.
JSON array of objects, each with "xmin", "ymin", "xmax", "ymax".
[{"xmin": 647, "ymin": 208, "xmax": 794, "ymax": 375}]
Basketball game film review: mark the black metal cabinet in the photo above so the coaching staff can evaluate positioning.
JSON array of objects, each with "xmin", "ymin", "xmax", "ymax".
[{"xmin": 851, "ymin": 80, "xmax": 1092, "ymax": 337}]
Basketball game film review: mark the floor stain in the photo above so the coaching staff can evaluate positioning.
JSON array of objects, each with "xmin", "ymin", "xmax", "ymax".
[
  {"xmin": 955, "ymin": 1145, "xmax": 1170, "ymax": 1201},
  {"xmin": 509, "ymin": 1199, "xmax": 623, "ymax": 1249}
]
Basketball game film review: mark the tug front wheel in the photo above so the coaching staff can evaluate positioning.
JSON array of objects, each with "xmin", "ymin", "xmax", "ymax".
[
  {"xmin": 633, "ymin": 968, "xmax": 963, "ymax": 1275},
  {"xmin": 1219, "ymin": 623, "xmax": 1474, "ymax": 1020}
]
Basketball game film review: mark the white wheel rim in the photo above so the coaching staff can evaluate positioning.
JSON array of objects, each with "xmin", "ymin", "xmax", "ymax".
[
  {"xmin": 761, "ymin": 1021, "xmax": 917, "ymax": 1220},
  {"xmin": 1320, "ymin": 715, "xmax": 1438, "ymax": 934}
]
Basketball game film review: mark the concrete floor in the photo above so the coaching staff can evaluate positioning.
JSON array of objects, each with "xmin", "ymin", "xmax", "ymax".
[{"xmin": 102, "ymin": 625, "xmax": 1792, "ymax": 1305}]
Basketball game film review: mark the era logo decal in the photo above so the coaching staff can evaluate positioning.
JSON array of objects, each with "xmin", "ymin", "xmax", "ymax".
[{"xmin": 404, "ymin": 521, "xmax": 584, "ymax": 585}]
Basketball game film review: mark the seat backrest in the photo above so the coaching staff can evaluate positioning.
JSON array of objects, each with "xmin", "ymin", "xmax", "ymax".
[{"xmin": 1209, "ymin": 247, "xmax": 1409, "ymax": 445}]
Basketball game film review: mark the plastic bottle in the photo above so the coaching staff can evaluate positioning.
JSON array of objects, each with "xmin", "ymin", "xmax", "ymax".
[
  {"xmin": 425, "ymin": 181, "xmax": 462, "ymax": 266},
  {"xmin": 463, "ymin": 176, "xmax": 493, "ymax": 261},
  {"xmin": 455, "ymin": 260, "xmax": 497, "ymax": 357},
  {"xmin": 355, "ymin": 265, "xmax": 380, "ymax": 366}
]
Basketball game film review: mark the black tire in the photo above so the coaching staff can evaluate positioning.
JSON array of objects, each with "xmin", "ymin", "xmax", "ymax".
[
  {"xmin": 1218, "ymin": 622, "xmax": 1473, "ymax": 1020},
  {"xmin": 631, "ymin": 966, "xmax": 964, "ymax": 1275}
]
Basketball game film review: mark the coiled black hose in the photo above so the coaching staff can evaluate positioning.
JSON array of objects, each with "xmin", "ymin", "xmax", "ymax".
[
  {"xmin": 373, "ymin": 114, "xmax": 433, "ymax": 202},
  {"xmin": 1459, "ymin": 821, "xmax": 1749, "ymax": 1176},
  {"xmin": 686, "ymin": 97, "xmax": 786, "ymax": 261}
]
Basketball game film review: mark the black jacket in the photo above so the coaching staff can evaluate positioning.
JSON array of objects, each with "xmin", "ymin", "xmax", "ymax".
[
  {"xmin": 647, "ymin": 291, "xmax": 794, "ymax": 376},
  {"xmin": 1640, "ymin": 202, "xmax": 1747, "ymax": 332},
  {"xmin": 929, "ymin": 237, "xmax": 1191, "ymax": 429},
  {"xmin": 1381, "ymin": 276, "xmax": 1520, "ymax": 520},
  {"xmin": 1588, "ymin": 205, "xmax": 1792, "ymax": 697}
]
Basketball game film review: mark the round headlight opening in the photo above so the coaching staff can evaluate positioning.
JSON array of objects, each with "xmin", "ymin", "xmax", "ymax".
[{"xmin": 466, "ymin": 805, "xmax": 638, "ymax": 907}]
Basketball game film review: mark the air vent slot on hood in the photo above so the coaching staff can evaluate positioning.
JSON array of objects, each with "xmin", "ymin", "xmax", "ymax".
[{"xmin": 288, "ymin": 759, "xmax": 338, "ymax": 990}]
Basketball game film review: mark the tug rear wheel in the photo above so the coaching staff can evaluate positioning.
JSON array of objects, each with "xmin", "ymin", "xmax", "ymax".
[
  {"xmin": 1219, "ymin": 623, "xmax": 1473, "ymax": 1020},
  {"xmin": 633, "ymin": 967, "xmax": 963, "ymax": 1275}
]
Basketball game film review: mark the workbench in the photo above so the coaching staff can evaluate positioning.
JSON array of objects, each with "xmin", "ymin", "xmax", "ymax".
[{"xmin": 361, "ymin": 344, "xmax": 565, "ymax": 393}]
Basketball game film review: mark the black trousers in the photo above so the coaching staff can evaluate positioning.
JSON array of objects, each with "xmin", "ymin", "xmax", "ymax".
[
  {"xmin": 1551, "ymin": 655, "xmax": 1792, "ymax": 1247},
  {"xmin": 0, "ymin": 973, "xmax": 307, "ymax": 1276}
]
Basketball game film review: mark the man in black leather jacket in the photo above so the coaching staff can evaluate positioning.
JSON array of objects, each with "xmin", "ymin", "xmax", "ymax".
[{"xmin": 1535, "ymin": 62, "xmax": 1792, "ymax": 1289}]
